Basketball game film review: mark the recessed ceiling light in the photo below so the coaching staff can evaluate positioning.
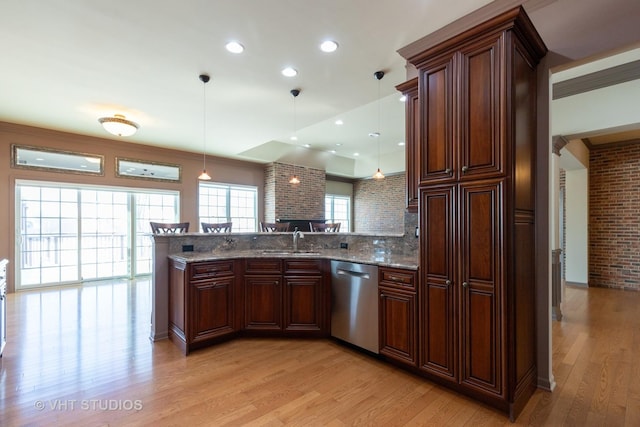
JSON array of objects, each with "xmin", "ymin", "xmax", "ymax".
[
  {"xmin": 398, "ymin": 141, "xmax": 406, "ymax": 146},
  {"xmin": 320, "ymin": 40, "xmax": 338, "ymax": 53},
  {"xmin": 282, "ymin": 67, "xmax": 298, "ymax": 77},
  {"xmin": 303, "ymin": 143, "xmax": 311, "ymax": 148},
  {"xmin": 225, "ymin": 41, "xmax": 244, "ymax": 54},
  {"xmin": 335, "ymin": 119, "xmax": 343, "ymax": 125},
  {"xmin": 290, "ymin": 135, "xmax": 298, "ymax": 141},
  {"xmin": 35, "ymin": 158, "xmax": 44, "ymax": 161},
  {"xmin": 335, "ymin": 143, "xmax": 342, "ymax": 146},
  {"xmin": 329, "ymin": 150, "xmax": 336, "ymax": 154},
  {"xmin": 354, "ymin": 153, "xmax": 360, "ymax": 156},
  {"xmin": 399, "ymin": 95, "xmax": 407, "ymax": 102}
]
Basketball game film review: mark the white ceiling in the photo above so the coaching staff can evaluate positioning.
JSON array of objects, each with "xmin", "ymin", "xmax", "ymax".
[{"xmin": 1, "ymin": 0, "xmax": 639, "ymax": 178}]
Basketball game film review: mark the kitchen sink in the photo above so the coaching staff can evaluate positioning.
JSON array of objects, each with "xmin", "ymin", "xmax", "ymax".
[{"xmin": 261, "ymin": 249, "xmax": 320, "ymax": 255}]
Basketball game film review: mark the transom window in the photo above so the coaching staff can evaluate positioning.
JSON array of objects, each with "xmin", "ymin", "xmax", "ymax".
[{"xmin": 199, "ymin": 182, "xmax": 258, "ymax": 232}]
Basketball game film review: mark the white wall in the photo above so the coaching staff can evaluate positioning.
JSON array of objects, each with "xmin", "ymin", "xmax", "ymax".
[{"xmin": 565, "ymin": 168, "xmax": 589, "ymax": 284}]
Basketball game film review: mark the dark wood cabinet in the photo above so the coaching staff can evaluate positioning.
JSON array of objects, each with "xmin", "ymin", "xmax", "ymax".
[
  {"xmin": 283, "ymin": 259, "xmax": 326, "ymax": 334},
  {"xmin": 244, "ymin": 258, "xmax": 283, "ymax": 331},
  {"xmin": 168, "ymin": 259, "xmax": 238, "ymax": 354},
  {"xmin": 417, "ymin": 32, "xmax": 505, "ymax": 185},
  {"xmin": 169, "ymin": 257, "xmax": 329, "ymax": 352},
  {"xmin": 379, "ymin": 267, "xmax": 418, "ymax": 367},
  {"xmin": 396, "ymin": 77, "xmax": 419, "ymax": 212},
  {"xmin": 459, "ymin": 180, "xmax": 503, "ymax": 395},
  {"xmin": 244, "ymin": 258, "xmax": 329, "ymax": 335},
  {"xmin": 406, "ymin": 6, "xmax": 546, "ymax": 420},
  {"xmin": 419, "ymin": 186, "xmax": 457, "ymax": 382}
]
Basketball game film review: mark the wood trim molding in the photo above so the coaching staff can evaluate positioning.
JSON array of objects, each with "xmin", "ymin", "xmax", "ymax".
[
  {"xmin": 552, "ymin": 60, "xmax": 640, "ymax": 100},
  {"xmin": 552, "ymin": 135, "xmax": 569, "ymax": 155},
  {"xmin": 397, "ymin": 0, "xmax": 553, "ymax": 62}
]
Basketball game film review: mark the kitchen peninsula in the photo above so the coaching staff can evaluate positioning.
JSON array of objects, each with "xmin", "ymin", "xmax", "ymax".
[{"xmin": 150, "ymin": 230, "xmax": 418, "ymax": 345}]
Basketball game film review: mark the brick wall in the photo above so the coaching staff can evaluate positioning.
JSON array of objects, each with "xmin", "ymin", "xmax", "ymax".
[
  {"xmin": 589, "ymin": 143, "xmax": 640, "ymax": 291},
  {"xmin": 353, "ymin": 174, "xmax": 405, "ymax": 233},
  {"xmin": 264, "ymin": 162, "xmax": 325, "ymax": 221}
]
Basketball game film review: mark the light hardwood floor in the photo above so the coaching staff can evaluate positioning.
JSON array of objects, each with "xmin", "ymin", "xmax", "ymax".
[{"xmin": 1, "ymin": 279, "xmax": 639, "ymax": 426}]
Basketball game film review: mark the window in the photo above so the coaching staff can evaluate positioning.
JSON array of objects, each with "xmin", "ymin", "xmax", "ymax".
[
  {"xmin": 199, "ymin": 183, "xmax": 258, "ymax": 232},
  {"xmin": 325, "ymin": 195, "xmax": 351, "ymax": 232},
  {"xmin": 16, "ymin": 181, "xmax": 179, "ymax": 289}
]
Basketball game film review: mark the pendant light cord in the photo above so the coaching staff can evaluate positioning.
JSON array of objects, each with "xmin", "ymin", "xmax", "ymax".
[
  {"xmin": 202, "ymin": 79, "xmax": 207, "ymax": 170},
  {"xmin": 377, "ymin": 77, "xmax": 381, "ymax": 170}
]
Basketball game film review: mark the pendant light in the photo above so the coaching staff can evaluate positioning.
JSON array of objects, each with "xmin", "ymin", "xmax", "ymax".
[
  {"xmin": 372, "ymin": 70, "xmax": 385, "ymax": 180},
  {"xmin": 198, "ymin": 73, "xmax": 212, "ymax": 181},
  {"xmin": 289, "ymin": 88, "xmax": 301, "ymax": 185}
]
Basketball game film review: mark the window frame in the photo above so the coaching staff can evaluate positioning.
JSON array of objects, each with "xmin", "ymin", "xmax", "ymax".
[
  {"xmin": 325, "ymin": 194, "xmax": 351, "ymax": 233},
  {"xmin": 198, "ymin": 182, "xmax": 258, "ymax": 232}
]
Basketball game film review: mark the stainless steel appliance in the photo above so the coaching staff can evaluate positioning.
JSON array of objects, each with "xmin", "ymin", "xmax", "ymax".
[
  {"xmin": 330, "ymin": 260, "xmax": 379, "ymax": 353},
  {"xmin": 0, "ymin": 259, "xmax": 7, "ymax": 357}
]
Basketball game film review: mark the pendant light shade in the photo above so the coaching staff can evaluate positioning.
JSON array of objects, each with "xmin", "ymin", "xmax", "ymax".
[
  {"xmin": 372, "ymin": 70, "xmax": 385, "ymax": 180},
  {"xmin": 289, "ymin": 88, "xmax": 301, "ymax": 185},
  {"xmin": 198, "ymin": 73, "xmax": 211, "ymax": 180}
]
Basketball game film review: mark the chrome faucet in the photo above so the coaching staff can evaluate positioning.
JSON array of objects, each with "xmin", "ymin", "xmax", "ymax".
[{"xmin": 292, "ymin": 228, "xmax": 304, "ymax": 252}]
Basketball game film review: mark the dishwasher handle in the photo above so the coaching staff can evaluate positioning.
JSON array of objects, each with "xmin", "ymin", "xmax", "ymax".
[{"xmin": 336, "ymin": 268, "xmax": 370, "ymax": 280}]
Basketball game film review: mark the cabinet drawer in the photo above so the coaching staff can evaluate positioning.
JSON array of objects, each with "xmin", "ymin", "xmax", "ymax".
[
  {"xmin": 190, "ymin": 261, "xmax": 235, "ymax": 280},
  {"xmin": 245, "ymin": 258, "xmax": 282, "ymax": 275},
  {"xmin": 380, "ymin": 268, "xmax": 417, "ymax": 291},
  {"xmin": 284, "ymin": 259, "xmax": 323, "ymax": 275}
]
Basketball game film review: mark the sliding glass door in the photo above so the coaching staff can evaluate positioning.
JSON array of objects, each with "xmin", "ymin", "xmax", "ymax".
[{"xmin": 16, "ymin": 181, "xmax": 179, "ymax": 289}]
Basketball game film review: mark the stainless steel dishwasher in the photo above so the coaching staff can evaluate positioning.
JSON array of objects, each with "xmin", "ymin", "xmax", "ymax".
[{"xmin": 330, "ymin": 260, "xmax": 379, "ymax": 353}]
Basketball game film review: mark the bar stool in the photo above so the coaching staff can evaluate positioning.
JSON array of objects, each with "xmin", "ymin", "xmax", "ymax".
[
  {"xmin": 150, "ymin": 222, "xmax": 190, "ymax": 234},
  {"xmin": 260, "ymin": 222, "xmax": 290, "ymax": 232},
  {"xmin": 201, "ymin": 222, "xmax": 232, "ymax": 233}
]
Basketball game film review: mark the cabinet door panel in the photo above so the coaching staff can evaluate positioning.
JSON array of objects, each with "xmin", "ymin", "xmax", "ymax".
[
  {"xmin": 460, "ymin": 180, "xmax": 503, "ymax": 396},
  {"xmin": 283, "ymin": 276, "xmax": 322, "ymax": 331},
  {"xmin": 244, "ymin": 276, "xmax": 282, "ymax": 330},
  {"xmin": 459, "ymin": 35, "xmax": 503, "ymax": 179},
  {"xmin": 379, "ymin": 287, "xmax": 417, "ymax": 366},
  {"xmin": 419, "ymin": 55, "xmax": 455, "ymax": 184},
  {"xmin": 190, "ymin": 277, "xmax": 235, "ymax": 342},
  {"xmin": 419, "ymin": 186, "xmax": 457, "ymax": 380},
  {"xmin": 396, "ymin": 78, "xmax": 420, "ymax": 212}
]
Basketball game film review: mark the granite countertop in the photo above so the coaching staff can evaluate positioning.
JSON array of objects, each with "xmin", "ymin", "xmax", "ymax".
[{"xmin": 168, "ymin": 249, "xmax": 418, "ymax": 270}]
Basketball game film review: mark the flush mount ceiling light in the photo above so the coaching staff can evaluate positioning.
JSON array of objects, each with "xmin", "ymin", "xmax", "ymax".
[
  {"xmin": 225, "ymin": 41, "xmax": 244, "ymax": 54},
  {"xmin": 372, "ymin": 70, "xmax": 385, "ymax": 180},
  {"xmin": 98, "ymin": 114, "xmax": 138, "ymax": 137},
  {"xmin": 198, "ymin": 73, "xmax": 212, "ymax": 181},
  {"xmin": 281, "ymin": 67, "xmax": 298, "ymax": 77},
  {"xmin": 320, "ymin": 40, "xmax": 338, "ymax": 53},
  {"xmin": 289, "ymin": 88, "xmax": 301, "ymax": 185}
]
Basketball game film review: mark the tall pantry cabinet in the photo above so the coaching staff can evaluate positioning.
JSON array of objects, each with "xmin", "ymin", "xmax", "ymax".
[{"xmin": 404, "ymin": 7, "xmax": 546, "ymax": 420}]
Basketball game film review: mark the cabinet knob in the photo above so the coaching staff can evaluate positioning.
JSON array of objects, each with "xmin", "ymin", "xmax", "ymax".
[
  {"xmin": 445, "ymin": 168, "xmax": 452, "ymax": 175},
  {"xmin": 461, "ymin": 166, "xmax": 468, "ymax": 173},
  {"xmin": 445, "ymin": 280, "xmax": 451, "ymax": 286},
  {"xmin": 462, "ymin": 281, "xmax": 469, "ymax": 288}
]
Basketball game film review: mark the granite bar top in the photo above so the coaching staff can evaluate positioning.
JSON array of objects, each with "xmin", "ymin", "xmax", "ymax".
[{"xmin": 168, "ymin": 249, "xmax": 418, "ymax": 270}]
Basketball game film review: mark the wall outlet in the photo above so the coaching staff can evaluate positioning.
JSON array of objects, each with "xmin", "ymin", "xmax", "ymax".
[
  {"xmin": 182, "ymin": 244, "xmax": 194, "ymax": 252},
  {"xmin": 340, "ymin": 242, "xmax": 348, "ymax": 249},
  {"xmin": 415, "ymin": 227, "xmax": 419, "ymax": 238}
]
